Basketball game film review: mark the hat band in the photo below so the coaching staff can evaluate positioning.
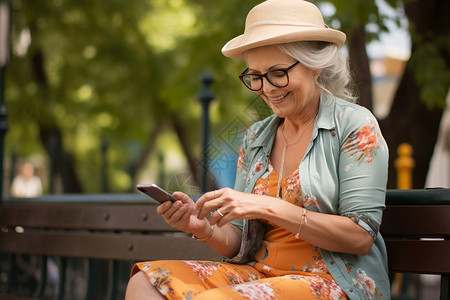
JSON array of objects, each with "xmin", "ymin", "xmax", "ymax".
[{"xmin": 245, "ymin": 21, "xmax": 325, "ymax": 31}]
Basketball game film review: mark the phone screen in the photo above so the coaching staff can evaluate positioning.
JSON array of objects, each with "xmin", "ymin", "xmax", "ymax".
[{"xmin": 136, "ymin": 184, "xmax": 177, "ymax": 203}]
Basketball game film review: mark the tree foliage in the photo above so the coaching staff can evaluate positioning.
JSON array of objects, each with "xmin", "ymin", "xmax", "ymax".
[
  {"xmin": 8, "ymin": 0, "xmax": 169, "ymax": 192},
  {"xmin": 5, "ymin": 0, "xmax": 264, "ymax": 193}
]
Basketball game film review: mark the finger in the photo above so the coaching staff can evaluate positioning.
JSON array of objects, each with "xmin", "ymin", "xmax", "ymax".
[
  {"xmin": 196, "ymin": 190, "xmax": 222, "ymax": 219},
  {"xmin": 195, "ymin": 190, "xmax": 216, "ymax": 209},
  {"xmin": 208, "ymin": 208, "xmax": 222, "ymax": 226},
  {"xmin": 197, "ymin": 200, "xmax": 221, "ymax": 220},
  {"xmin": 172, "ymin": 204, "xmax": 194, "ymax": 228},
  {"xmin": 156, "ymin": 200, "xmax": 174, "ymax": 215},
  {"xmin": 173, "ymin": 191, "xmax": 194, "ymax": 204},
  {"xmin": 167, "ymin": 203, "xmax": 190, "ymax": 225},
  {"xmin": 211, "ymin": 207, "xmax": 235, "ymax": 227},
  {"xmin": 216, "ymin": 212, "xmax": 233, "ymax": 227},
  {"xmin": 161, "ymin": 200, "xmax": 183, "ymax": 219}
]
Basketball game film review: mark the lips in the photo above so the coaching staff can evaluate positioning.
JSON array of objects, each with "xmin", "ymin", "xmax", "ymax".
[{"xmin": 268, "ymin": 92, "xmax": 290, "ymax": 103}]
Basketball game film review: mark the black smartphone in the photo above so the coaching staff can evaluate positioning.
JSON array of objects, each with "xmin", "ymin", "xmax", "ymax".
[{"xmin": 136, "ymin": 183, "xmax": 178, "ymax": 203}]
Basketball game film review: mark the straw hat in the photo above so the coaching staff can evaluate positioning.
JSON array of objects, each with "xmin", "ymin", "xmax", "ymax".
[{"xmin": 222, "ymin": 0, "xmax": 346, "ymax": 60}]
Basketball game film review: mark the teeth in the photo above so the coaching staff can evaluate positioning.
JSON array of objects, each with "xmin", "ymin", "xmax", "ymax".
[{"xmin": 270, "ymin": 93, "xmax": 288, "ymax": 101}]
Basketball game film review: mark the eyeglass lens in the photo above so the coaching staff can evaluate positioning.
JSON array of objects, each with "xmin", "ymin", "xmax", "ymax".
[{"xmin": 241, "ymin": 70, "xmax": 289, "ymax": 91}]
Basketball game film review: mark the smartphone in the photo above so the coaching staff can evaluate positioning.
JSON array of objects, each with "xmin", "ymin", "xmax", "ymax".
[{"xmin": 136, "ymin": 184, "xmax": 178, "ymax": 203}]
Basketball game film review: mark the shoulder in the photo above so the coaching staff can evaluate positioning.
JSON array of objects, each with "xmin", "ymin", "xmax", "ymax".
[
  {"xmin": 319, "ymin": 95, "xmax": 387, "ymax": 155},
  {"xmin": 319, "ymin": 94, "xmax": 378, "ymax": 131},
  {"xmin": 331, "ymin": 97, "xmax": 383, "ymax": 139},
  {"xmin": 334, "ymin": 97, "xmax": 376, "ymax": 123},
  {"xmin": 330, "ymin": 98, "xmax": 389, "ymax": 161}
]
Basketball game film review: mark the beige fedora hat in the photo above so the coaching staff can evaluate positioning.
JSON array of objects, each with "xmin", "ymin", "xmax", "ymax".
[{"xmin": 222, "ymin": 0, "xmax": 346, "ymax": 60}]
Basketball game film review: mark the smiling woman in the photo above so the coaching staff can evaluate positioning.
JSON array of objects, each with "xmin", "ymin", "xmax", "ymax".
[{"xmin": 126, "ymin": 1, "xmax": 390, "ymax": 299}]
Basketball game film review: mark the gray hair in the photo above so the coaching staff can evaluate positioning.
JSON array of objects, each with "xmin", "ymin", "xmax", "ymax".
[{"xmin": 276, "ymin": 41, "xmax": 357, "ymax": 103}]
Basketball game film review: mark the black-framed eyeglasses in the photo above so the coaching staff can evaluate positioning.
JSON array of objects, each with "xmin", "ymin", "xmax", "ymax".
[{"xmin": 239, "ymin": 61, "xmax": 300, "ymax": 91}]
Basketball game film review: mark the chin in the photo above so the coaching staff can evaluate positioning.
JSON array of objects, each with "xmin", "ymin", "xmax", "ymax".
[{"xmin": 270, "ymin": 108, "xmax": 288, "ymax": 118}]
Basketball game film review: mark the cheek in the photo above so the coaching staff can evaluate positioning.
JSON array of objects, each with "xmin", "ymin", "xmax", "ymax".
[
  {"xmin": 290, "ymin": 79, "xmax": 316, "ymax": 97},
  {"xmin": 254, "ymin": 90, "xmax": 268, "ymax": 102},
  {"xmin": 289, "ymin": 84, "xmax": 305, "ymax": 98}
]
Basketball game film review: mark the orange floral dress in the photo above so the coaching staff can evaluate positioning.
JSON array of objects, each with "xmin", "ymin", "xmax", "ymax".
[{"xmin": 131, "ymin": 164, "xmax": 348, "ymax": 300}]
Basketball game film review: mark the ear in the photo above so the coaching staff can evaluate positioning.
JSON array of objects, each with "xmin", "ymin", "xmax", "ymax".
[
  {"xmin": 314, "ymin": 69, "xmax": 323, "ymax": 87},
  {"xmin": 313, "ymin": 69, "xmax": 323, "ymax": 77}
]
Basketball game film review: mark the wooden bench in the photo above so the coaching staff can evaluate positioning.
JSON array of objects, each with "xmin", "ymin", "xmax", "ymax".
[
  {"xmin": 380, "ymin": 189, "xmax": 450, "ymax": 300},
  {"xmin": 0, "ymin": 189, "xmax": 449, "ymax": 299}
]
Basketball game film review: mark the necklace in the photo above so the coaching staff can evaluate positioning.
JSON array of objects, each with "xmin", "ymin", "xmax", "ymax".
[{"xmin": 276, "ymin": 109, "xmax": 319, "ymax": 199}]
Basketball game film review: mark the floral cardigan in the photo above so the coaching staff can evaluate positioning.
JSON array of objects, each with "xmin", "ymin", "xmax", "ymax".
[{"xmin": 228, "ymin": 94, "xmax": 390, "ymax": 300}]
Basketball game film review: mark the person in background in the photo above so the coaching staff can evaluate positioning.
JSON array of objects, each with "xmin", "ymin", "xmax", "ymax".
[
  {"xmin": 11, "ymin": 162, "xmax": 43, "ymax": 197},
  {"xmin": 425, "ymin": 89, "xmax": 450, "ymax": 188},
  {"xmin": 126, "ymin": 0, "xmax": 390, "ymax": 299}
]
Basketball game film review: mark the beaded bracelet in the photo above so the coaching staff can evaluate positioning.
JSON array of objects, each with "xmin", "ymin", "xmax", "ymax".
[
  {"xmin": 294, "ymin": 208, "xmax": 308, "ymax": 239},
  {"xmin": 192, "ymin": 225, "xmax": 214, "ymax": 241}
]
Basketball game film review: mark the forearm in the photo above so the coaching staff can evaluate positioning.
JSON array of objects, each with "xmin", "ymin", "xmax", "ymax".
[
  {"xmin": 265, "ymin": 198, "xmax": 374, "ymax": 255},
  {"xmin": 296, "ymin": 211, "xmax": 373, "ymax": 255},
  {"xmin": 193, "ymin": 221, "xmax": 242, "ymax": 258}
]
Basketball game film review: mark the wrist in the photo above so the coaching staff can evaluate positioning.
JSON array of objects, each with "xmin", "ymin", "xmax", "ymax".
[
  {"xmin": 294, "ymin": 208, "xmax": 308, "ymax": 239},
  {"xmin": 192, "ymin": 224, "xmax": 214, "ymax": 242},
  {"xmin": 192, "ymin": 220, "xmax": 211, "ymax": 238}
]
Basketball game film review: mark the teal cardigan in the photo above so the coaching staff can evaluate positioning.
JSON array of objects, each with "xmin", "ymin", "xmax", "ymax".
[{"xmin": 228, "ymin": 93, "xmax": 390, "ymax": 300}]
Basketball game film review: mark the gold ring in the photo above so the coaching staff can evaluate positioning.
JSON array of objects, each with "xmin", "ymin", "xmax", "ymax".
[
  {"xmin": 214, "ymin": 190, "xmax": 217, "ymax": 199},
  {"xmin": 216, "ymin": 209, "xmax": 224, "ymax": 217}
]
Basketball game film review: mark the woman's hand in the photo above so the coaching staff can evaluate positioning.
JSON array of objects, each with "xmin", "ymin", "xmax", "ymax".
[
  {"xmin": 195, "ymin": 187, "xmax": 267, "ymax": 227},
  {"xmin": 157, "ymin": 191, "xmax": 209, "ymax": 237},
  {"xmin": 158, "ymin": 190, "xmax": 244, "ymax": 258}
]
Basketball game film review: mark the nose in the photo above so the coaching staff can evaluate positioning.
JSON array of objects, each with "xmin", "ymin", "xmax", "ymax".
[{"xmin": 261, "ymin": 76, "xmax": 277, "ymax": 94}]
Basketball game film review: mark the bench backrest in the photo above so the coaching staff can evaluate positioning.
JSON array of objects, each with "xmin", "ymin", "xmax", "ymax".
[
  {"xmin": 1, "ymin": 190, "xmax": 449, "ymax": 268},
  {"xmin": 381, "ymin": 189, "xmax": 450, "ymax": 275},
  {"xmin": 0, "ymin": 195, "xmax": 222, "ymax": 261}
]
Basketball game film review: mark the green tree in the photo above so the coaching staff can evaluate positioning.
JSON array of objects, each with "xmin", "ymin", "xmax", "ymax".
[
  {"xmin": 6, "ymin": 0, "xmax": 263, "ymax": 193},
  {"xmin": 7, "ymin": 0, "xmax": 163, "ymax": 192}
]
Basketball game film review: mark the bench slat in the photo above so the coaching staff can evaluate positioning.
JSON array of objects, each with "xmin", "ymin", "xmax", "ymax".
[
  {"xmin": 0, "ymin": 231, "xmax": 222, "ymax": 261},
  {"xmin": 381, "ymin": 205, "xmax": 450, "ymax": 237},
  {"xmin": 386, "ymin": 189, "xmax": 450, "ymax": 205},
  {"xmin": 0, "ymin": 202, "xmax": 175, "ymax": 232},
  {"xmin": 385, "ymin": 239, "xmax": 450, "ymax": 274}
]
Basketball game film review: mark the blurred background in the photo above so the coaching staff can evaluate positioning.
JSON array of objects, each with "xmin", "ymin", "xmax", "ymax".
[{"xmin": 1, "ymin": 0, "xmax": 449, "ymax": 195}]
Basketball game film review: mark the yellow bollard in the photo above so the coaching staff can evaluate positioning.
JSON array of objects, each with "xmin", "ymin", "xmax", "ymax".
[{"xmin": 394, "ymin": 143, "xmax": 415, "ymax": 190}]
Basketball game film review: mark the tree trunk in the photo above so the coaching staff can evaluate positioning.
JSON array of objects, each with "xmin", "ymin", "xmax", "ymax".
[
  {"xmin": 129, "ymin": 127, "xmax": 160, "ymax": 187},
  {"xmin": 31, "ymin": 48, "xmax": 82, "ymax": 193},
  {"xmin": 381, "ymin": 67, "xmax": 442, "ymax": 189},
  {"xmin": 172, "ymin": 116, "xmax": 218, "ymax": 191},
  {"xmin": 348, "ymin": 24, "xmax": 372, "ymax": 110},
  {"xmin": 379, "ymin": 0, "xmax": 449, "ymax": 189},
  {"xmin": 172, "ymin": 116, "xmax": 201, "ymax": 187}
]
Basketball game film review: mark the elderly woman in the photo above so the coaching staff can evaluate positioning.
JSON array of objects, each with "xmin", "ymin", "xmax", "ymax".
[{"xmin": 126, "ymin": 0, "xmax": 390, "ymax": 299}]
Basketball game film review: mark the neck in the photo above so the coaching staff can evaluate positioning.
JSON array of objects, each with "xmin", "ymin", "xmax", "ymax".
[{"xmin": 282, "ymin": 108, "xmax": 318, "ymax": 145}]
